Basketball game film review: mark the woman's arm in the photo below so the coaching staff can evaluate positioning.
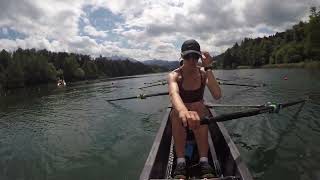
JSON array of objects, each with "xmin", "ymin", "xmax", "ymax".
[
  {"xmin": 167, "ymin": 72, "xmax": 200, "ymax": 128},
  {"xmin": 201, "ymin": 52, "xmax": 222, "ymax": 100},
  {"xmin": 167, "ymin": 72, "xmax": 188, "ymax": 113},
  {"xmin": 206, "ymin": 70, "xmax": 221, "ymax": 100}
]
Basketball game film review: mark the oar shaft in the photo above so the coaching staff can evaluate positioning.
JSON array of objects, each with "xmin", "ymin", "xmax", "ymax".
[
  {"xmin": 106, "ymin": 92, "xmax": 169, "ymax": 102},
  {"xmin": 145, "ymin": 77, "xmax": 232, "ymax": 85},
  {"xmin": 202, "ymin": 106, "xmax": 273, "ymax": 123},
  {"xmin": 218, "ymin": 82, "xmax": 262, "ymax": 88},
  {"xmin": 141, "ymin": 81, "xmax": 265, "ymax": 89},
  {"xmin": 216, "ymin": 78, "xmax": 232, "ymax": 82},
  {"xmin": 139, "ymin": 82, "xmax": 167, "ymax": 89},
  {"xmin": 144, "ymin": 79, "xmax": 166, "ymax": 85},
  {"xmin": 206, "ymin": 104, "xmax": 263, "ymax": 108},
  {"xmin": 280, "ymin": 99, "xmax": 306, "ymax": 108},
  {"xmin": 107, "ymin": 96, "xmax": 139, "ymax": 102},
  {"xmin": 201, "ymin": 99, "xmax": 306, "ymax": 124},
  {"xmin": 145, "ymin": 92, "xmax": 169, "ymax": 98}
]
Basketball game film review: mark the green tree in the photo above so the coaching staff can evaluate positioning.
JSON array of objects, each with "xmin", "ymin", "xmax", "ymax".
[
  {"xmin": 63, "ymin": 55, "xmax": 81, "ymax": 81},
  {"xmin": 6, "ymin": 57, "xmax": 25, "ymax": 88},
  {"xmin": 0, "ymin": 49, "xmax": 10, "ymax": 68},
  {"xmin": 0, "ymin": 64, "xmax": 5, "ymax": 89},
  {"xmin": 56, "ymin": 69, "xmax": 64, "ymax": 79},
  {"xmin": 305, "ymin": 6, "xmax": 320, "ymax": 60},
  {"xmin": 23, "ymin": 55, "xmax": 56, "ymax": 84},
  {"xmin": 0, "ymin": 47, "xmax": 166, "ymax": 87},
  {"xmin": 46, "ymin": 63, "xmax": 57, "ymax": 81},
  {"xmin": 74, "ymin": 68, "xmax": 85, "ymax": 79},
  {"xmin": 82, "ymin": 60, "xmax": 98, "ymax": 79},
  {"xmin": 275, "ymin": 47, "xmax": 286, "ymax": 64},
  {"xmin": 286, "ymin": 44, "xmax": 304, "ymax": 63},
  {"xmin": 222, "ymin": 49, "xmax": 233, "ymax": 68}
]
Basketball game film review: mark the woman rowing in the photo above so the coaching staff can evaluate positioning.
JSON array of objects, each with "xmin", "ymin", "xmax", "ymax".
[{"xmin": 167, "ymin": 39, "xmax": 221, "ymax": 179}]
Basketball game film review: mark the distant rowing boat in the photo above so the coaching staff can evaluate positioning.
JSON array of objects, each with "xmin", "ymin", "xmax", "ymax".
[{"xmin": 57, "ymin": 80, "xmax": 66, "ymax": 87}]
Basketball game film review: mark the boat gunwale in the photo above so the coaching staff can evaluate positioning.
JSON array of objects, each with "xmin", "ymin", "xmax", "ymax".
[
  {"xmin": 140, "ymin": 104, "xmax": 253, "ymax": 180},
  {"xmin": 213, "ymin": 122, "xmax": 253, "ymax": 180},
  {"xmin": 140, "ymin": 107, "xmax": 172, "ymax": 180}
]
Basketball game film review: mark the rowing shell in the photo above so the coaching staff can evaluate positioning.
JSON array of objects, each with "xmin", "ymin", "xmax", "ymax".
[{"xmin": 140, "ymin": 103, "xmax": 253, "ymax": 180}]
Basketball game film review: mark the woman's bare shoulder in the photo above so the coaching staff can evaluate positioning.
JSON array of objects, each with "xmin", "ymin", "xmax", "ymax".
[
  {"xmin": 169, "ymin": 68, "xmax": 180, "ymax": 76},
  {"xmin": 168, "ymin": 68, "xmax": 181, "ymax": 81}
]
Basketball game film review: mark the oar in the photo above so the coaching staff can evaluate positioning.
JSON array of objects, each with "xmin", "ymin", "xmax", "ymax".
[
  {"xmin": 201, "ymin": 99, "xmax": 306, "ymax": 124},
  {"xmin": 218, "ymin": 82, "xmax": 266, "ymax": 88},
  {"xmin": 216, "ymin": 78, "xmax": 232, "ymax": 82},
  {"xmin": 169, "ymin": 100, "xmax": 304, "ymax": 109},
  {"xmin": 144, "ymin": 79, "xmax": 166, "ymax": 85},
  {"xmin": 144, "ymin": 78, "xmax": 231, "ymax": 85},
  {"xmin": 106, "ymin": 92, "xmax": 169, "ymax": 102},
  {"xmin": 139, "ymin": 82, "xmax": 167, "ymax": 89},
  {"xmin": 139, "ymin": 81, "xmax": 265, "ymax": 89},
  {"xmin": 206, "ymin": 103, "xmax": 264, "ymax": 108}
]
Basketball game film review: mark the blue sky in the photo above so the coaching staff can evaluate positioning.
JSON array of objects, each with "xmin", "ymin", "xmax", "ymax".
[
  {"xmin": 0, "ymin": 0, "xmax": 318, "ymax": 61},
  {"xmin": 0, "ymin": 27, "xmax": 26, "ymax": 40}
]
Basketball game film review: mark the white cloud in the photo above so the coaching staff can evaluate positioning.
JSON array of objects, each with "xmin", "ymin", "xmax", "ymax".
[
  {"xmin": 0, "ymin": 0, "xmax": 319, "ymax": 61},
  {"xmin": 83, "ymin": 25, "xmax": 107, "ymax": 38}
]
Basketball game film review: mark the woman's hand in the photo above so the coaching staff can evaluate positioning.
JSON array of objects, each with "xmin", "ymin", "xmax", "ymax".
[
  {"xmin": 178, "ymin": 110, "xmax": 200, "ymax": 129},
  {"xmin": 201, "ymin": 51, "xmax": 214, "ymax": 67}
]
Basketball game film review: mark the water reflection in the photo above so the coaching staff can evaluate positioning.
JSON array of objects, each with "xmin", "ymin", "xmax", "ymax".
[{"xmin": 0, "ymin": 70, "xmax": 319, "ymax": 180}]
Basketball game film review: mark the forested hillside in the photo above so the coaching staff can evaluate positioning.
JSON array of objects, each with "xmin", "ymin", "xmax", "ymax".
[
  {"xmin": 216, "ymin": 7, "xmax": 320, "ymax": 69},
  {"xmin": 0, "ymin": 49, "xmax": 166, "ymax": 89}
]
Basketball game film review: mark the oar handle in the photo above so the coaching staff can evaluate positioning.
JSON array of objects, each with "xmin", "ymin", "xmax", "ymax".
[{"xmin": 200, "ymin": 116, "xmax": 212, "ymax": 125}]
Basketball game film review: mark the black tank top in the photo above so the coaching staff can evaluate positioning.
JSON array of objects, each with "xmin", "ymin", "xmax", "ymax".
[{"xmin": 177, "ymin": 68, "xmax": 205, "ymax": 103}]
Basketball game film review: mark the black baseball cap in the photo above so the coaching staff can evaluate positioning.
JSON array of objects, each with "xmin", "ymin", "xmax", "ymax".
[{"xmin": 181, "ymin": 39, "xmax": 201, "ymax": 57}]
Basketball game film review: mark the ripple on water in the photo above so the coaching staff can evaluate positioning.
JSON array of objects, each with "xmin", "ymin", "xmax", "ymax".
[{"xmin": 0, "ymin": 70, "xmax": 320, "ymax": 180}]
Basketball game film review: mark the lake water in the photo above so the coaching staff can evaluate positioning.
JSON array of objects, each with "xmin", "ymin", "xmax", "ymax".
[{"xmin": 0, "ymin": 69, "xmax": 319, "ymax": 180}]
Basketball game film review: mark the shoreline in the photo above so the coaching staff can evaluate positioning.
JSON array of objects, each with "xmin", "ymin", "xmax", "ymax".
[
  {"xmin": 235, "ymin": 61, "xmax": 320, "ymax": 70},
  {"xmin": 0, "ymin": 72, "xmax": 167, "ymax": 94},
  {"xmin": 1, "ymin": 62, "xmax": 318, "ymax": 93}
]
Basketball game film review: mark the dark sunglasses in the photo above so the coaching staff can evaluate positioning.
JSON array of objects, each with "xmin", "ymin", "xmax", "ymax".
[{"xmin": 183, "ymin": 53, "xmax": 201, "ymax": 60}]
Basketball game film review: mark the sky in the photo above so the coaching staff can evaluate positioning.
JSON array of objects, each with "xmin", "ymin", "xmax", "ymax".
[{"xmin": 0, "ymin": 0, "xmax": 319, "ymax": 61}]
